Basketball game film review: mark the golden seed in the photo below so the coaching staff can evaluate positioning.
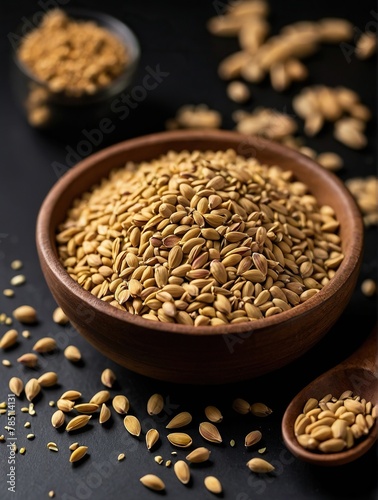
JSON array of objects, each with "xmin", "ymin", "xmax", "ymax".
[
  {"xmin": 99, "ymin": 404, "xmax": 111, "ymax": 424},
  {"xmin": 101, "ymin": 368, "xmax": 116, "ymax": 388},
  {"xmin": 25, "ymin": 378, "xmax": 41, "ymax": 401},
  {"xmin": 154, "ymin": 455, "xmax": 164, "ymax": 464},
  {"xmin": 199, "ymin": 422, "xmax": 222, "ymax": 443},
  {"xmin": 64, "ymin": 345, "xmax": 82, "ymax": 362},
  {"xmin": 118, "ymin": 453, "xmax": 125, "ymax": 461},
  {"xmin": 343, "ymin": 399, "xmax": 364, "ymax": 414},
  {"xmin": 32, "ymin": 337, "xmax": 57, "ymax": 353},
  {"xmin": 26, "ymin": 433, "xmax": 35, "ymax": 440},
  {"xmin": 232, "ymin": 398, "xmax": 250, "ymax": 414},
  {"xmin": 246, "ymin": 457, "xmax": 275, "ymax": 473},
  {"xmin": 140, "ymin": 474, "xmax": 165, "ymax": 491},
  {"xmin": 174, "ymin": 460, "xmax": 190, "ymax": 484},
  {"xmin": 49, "ymin": 401, "xmax": 55, "ymax": 407},
  {"xmin": 51, "ymin": 410, "xmax": 65, "ymax": 428},
  {"xmin": 48, "ymin": 491, "xmax": 55, "ymax": 498},
  {"xmin": 19, "ymin": 447, "xmax": 26, "ymax": 454},
  {"xmin": 123, "ymin": 415, "xmax": 141, "ymax": 436},
  {"xmin": 10, "ymin": 275, "xmax": 26, "ymax": 287},
  {"xmin": 3, "ymin": 289, "xmax": 14, "ymax": 297},
  {"xmin": 361, "ymin": 279, "xmax": 376, "ymax": 297},
  {"xmin": 167, "ymin": 432, "xmax": 193, "ymax": 448},
  {"xmin": 0, "ymin": 329, "xmax": 18, "ymax": 349},
  {"xmin": 147, "ymin": 393, "xmax": 164, "ymax": 415},
  {"xmin": 186, "ymin": 446, "xmax": 211, "ymax": 463},
  {"xmin": 250, "ymin": 402, "xmax": 273, "ymax": 417},
  {"xmin": 66, "ymin": 415, "xmax": 92, "ymax": 432},
  {"xmin": 47, "ymin": 442, "xmax": 59, "ymax": 452},
  {"xmin": 245, "ymin": 430, "xmax": 262, "ymax": 447},
  {"xmin": 11, "ymin": 259, "xmax": 23, "ymax": 270},
  {"xmin": 166, "ymin": 411, "xmax": 192, "ymax": 429},
  {"xmin": 74, "ymin": 403, "xmax": 100, "ymax": 414},
  {"xmin": 2, "ymin": 359, "xmax": 11, "ymax": 367},
  {"xmin": 145, "ymin": 428, "xmax": 159, "ymax": 450},
  {"xmin": 60, "ymin": 390, "xmax": 82, "ymax": 401},
  {"xmin": 90, "ymin": 390, "xmax": 110, "ymax": 405},
  {"xmin": 9, "ymin": 376, "xmax": 23, "ymax": 397},
  {"xmin": 112, "ymin": 395, "xmax": 130, "ymax": 414},
  {"xmin": 204, "ymin": 476, "xmax": 223, "ymax": 494},
  {"xmin": 57, "ymin": 399, "xmax": 75, "ymax": 412},
  {"xmin": 69, "ymin": 445, "xmax": 88, "ymax": 463},
  {"xmin": 69, "ymin": 442, "xmax": 79, "ymax": 451},
  {"xmin": 12, "ymin": 305, "xmax": 37, "ymax": 324},
  {"xmin": 204, "ymin": 405, "xmax": 223, "ymax": 423},
  {"xmin": 52, "ymin": 306, "xmax": 69, "ymax": 325},
  {"xmin": 303, "ymin": 398, "xmax": 319, "ymax": 413},
  {"xmin": 37, "ymin": 372, "xmax": 58, "ymax": 387},
  {"xmin": 24, "ymin": 422, "xmax": 31, "ymax": 428},
  {"xmin": 22, "ymin": 330, "xmax": 30, "ymax": 338},
  {"xmin": 318, "ymin": 438, "xmax": 346, "ymax": 453},
  {"xmin": 17, "ymin": 352, "xmax": 39, "ymax": 368}
]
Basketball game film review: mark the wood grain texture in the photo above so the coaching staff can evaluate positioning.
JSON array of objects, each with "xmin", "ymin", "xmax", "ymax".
[{"xmin": 35, "ymin": 129, "xmax": 364, "ymax": 384}]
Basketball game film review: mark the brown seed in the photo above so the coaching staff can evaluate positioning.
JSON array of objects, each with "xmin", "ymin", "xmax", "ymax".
[
  {"xmin": 147, "ymin": 393, "xmax": 164, "ymax": 415},
  {"xmin": 69, "ymin": 445, "xmax": 88, "ymax": 463},
  {"xmin": 52, "ymin": 306, "xmax": 69, "ymax": 325},
  {"xmin": 145, "ymin": 428, "xmax": 159, "ymax": 450},
  {"xmin": 99, "ymin": 404, "xmax": 111, "ymax": 424},
  {"xmin": 12, "ymin": 305, "xmax": 37, "ymax": 324},
  {"xmin": 17, "ymin": 353, "xmax": 38, "ymax": 368},
  {"xmin": 51, "ymin": 410, "xmax": 65, "ymax": 428},
  {"xmin": 32, "ymin": 337, "xmax": 57, "ymax": 353},
  {"xmin": 166, "ymin": 411, "xmax": 192, "ymax": 429},
  {"xmin": 66, "ymin": 415, "xmax": 92, "ymax": 432},
  {"xmin": 140, "ymin": 474, "xmax": 165, "ymax": 491},
  {"xmin": 204, "ymin": 476, "xmax": 222, "ymax": 494},
  {"xmin": 0, "ymin": 329, "xmax": 18, "ymax": 349},
  {"xmin": 232, "ymin": 398, "xmax": 250, "ymax": 414},
  {"xmin": 37, "ymin": 372, "xmax": 58, "ymax": 387},
  {"xmin": 24, "ymin": 378, "xmax": 41, "ymax": 401},
  {"xmin": 186, "ymin": 446, "xmax": 211, "ymax": 463},
  {"xmin": 174, "ymin": 460, "xmax": 191, "ymax": 485},
  {"xmin": 199, "ymin": 422, "xmax": 222, "ymax": 443},
  {"xmin": 9, "ymin": 377, "xmax": 23, "ymax": 397},
  {"xmin": 246, "ymin": 457, "xmax": 275, "ymax": 473},
  {"xmin": 166, "ymin": 432, "xmax": 193, "ymax": 448},
  {"xmin": 204, "ymin": 405, "xmax": 223, "ymax": 423},
  {"xmin": 245, "ymin": 430, "xmax": 263, "ymax": 447},
  {"xmin": 250, "ymin": 402, "xmax": 273, "ymax": 417},
  {"xmin": 64, "ymin": 345, "xmax": 81, "ymax": 362},
  {"xmin": 101, "ymin": 368, "xmax": 116, "ymax": 388},
  {"xmin": 123, "ymin": 415, "xmax": 141, "ymax": 436},
  {"xmin": 112, "ymin": 395, "xmax": 130, "ymax": 414}
]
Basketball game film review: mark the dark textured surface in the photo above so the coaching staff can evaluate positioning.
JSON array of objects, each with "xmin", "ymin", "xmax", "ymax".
[{"xmin": 0, "ymin": 1, "xmax": 377, "ymax": 499}]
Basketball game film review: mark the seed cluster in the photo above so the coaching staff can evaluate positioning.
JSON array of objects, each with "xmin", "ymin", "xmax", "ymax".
[
  {"xmin": 56, "ymin": 149, "xmax": 344, "ymax": 324},
  {"xmin": 295, "ymin": 392, "xmax": 377, "ymax": 453},
  {"xmin": 17, "ymin": 9, "xmax": 129, "ymax": 97}
]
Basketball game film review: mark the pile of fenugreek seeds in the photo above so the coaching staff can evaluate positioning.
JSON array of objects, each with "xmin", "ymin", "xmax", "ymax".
[
  {"xmin": 17, "ymin": 9, "xmax": 129, "ymax": 97},
  {"xmin": 56, "ymin": 148, "xmax": 344, "ymax": 325}
]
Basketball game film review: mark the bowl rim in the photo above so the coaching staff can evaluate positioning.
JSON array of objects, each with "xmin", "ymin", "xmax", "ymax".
[
  {"xmin": 36, "ymin": 129, "xmax": 364, "ymax": 336},
  {"xmin": 12, "ymin": 6, "xmax": 141, "ymax": 105}
]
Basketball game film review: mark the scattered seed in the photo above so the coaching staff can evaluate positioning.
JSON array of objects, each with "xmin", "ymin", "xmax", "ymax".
[
  {"xmin": 64, "ymin": 345, "xmax": 82, "ymax": 362},
  {"xmin": 199, "ymin": 422, "xmax": 222, "ymax": 443},
  {"xmin": 245, "ymin": 430, "xmax": 263, "ymax": 447},
  {"xmin": 10, "ymin": 275, "xmax": 26, "ymax": 287},
  {"xmin": 146, "ymin": 428, "xmax": 159, "ymax": 450},
  {"xmin": 90, "ymin": 390, "xmax": 110, "ymax": 405},
  {"xmin": 69, "ymin": 445, "xmax": 88, "ymax": 463},
  {"xmin": 204, "ymin": 475, "xmax": 223, "ymax": 494},
  {"xmin": 24, "ymin": 422, "xmax": 31, "ymax": 428},
  {"xmin": 22, "ymin": 330, "xmax": 31, "ymax": 339},
  {"xmin": 0, "ymin": 329, "xmax": 18, "ymax": 349},
  {"xmin": 66, "ymin": 415, "xmax": 92, "ymax": 432},
  {"xmin": 246, "ymin": 457, "xmax": 275, "ymax": 473},
  {"xmin": 69, "ymin": 442, "xmax": 79, "ymax": 451},
  {"xmin": 204, "ymin": 405, "xmax": 223, "ymax": 423},
  {"xmin": 174, "ymin": 460, "xmax": 190, "ymax": 485},
  {"xmin": 57, "ymin": 399, "xmax": 75, "ymax": 412},
  {"xmin": 232, "ymin": 398, "xmax": 250, "ymax": 415},
  {"xmin": 118, "ymin": 453, "xmax": 125, "ymax": 461},
  {"xmin": 48, "ymin": 491, "xmax": 55, "ymax": 498},
  {"xmin": 11, "ymin": 260, "xmax": 23, "ymax": 270},
  {"xmin": 101, "ymin": 368, "xmax": 116, "ymax": 388},
  {"xmin": 9, "ymin": 377, "xmax": 24, "ymax": 397},
  {"xmin": 17, "ymin": 352, "xmax": 39, "ymax": 368},
  {"xmin": 154, "ymin": 455, "xmax": 164, "ymax": 465},
  {"xmin": 52, "ymin": 306, "xmax": 69, "ymax": 325},
  {"xmin": 361, "ymin": 279, "xmax": 376, "ymax": 297},
  {"xmin": 19, "ymin": 447, "xmax": 26, "ymax": 454},
  {"xmin": 123, "ymin": 415, "xmax": 141, "ymax": 436},
  {"xmin": 186, "ymin": 446, "xmax": 211, "ymax": 463},
  {"xmin": 12, "ymin": 305, "xmax": 37, "ymax": 323},
  {"xmin": 166, "ymin": 411, "xmax": 192, "ymax": 429},
  {"xmin": 47, "ymin": 442, "xmax": 59, "ymax": 452},
  {"xmin": 32, "ymin": 337, "xmax": 57, "ymax": 353},
  {"xmin": 250, "ymin": 402, "xmax": 273, "ymax": 417},
  {"xmin": 167, "ymin": 432, "xmax": 193, "ymax": 448},
  {"xmin": 60, "ymin": 390, "xmax": 82, "ymax": 401},
  {"xmin": 147, "ymin": 393, "xmax": 164, "ymax": 415},
  {"xmin": 230, "ymin": 439, "xmax": 236, "ymax": 447},
  {"xmin": 74, "ymin": 403, "xmax": 100, "ymax": 414},
  {"xmin": 3, "ymin": 289, "xmax": 14, "ymax": 297},
  {"xmin": 25, "ymin": 378, "xmax": 41, "ymax": 401},
  {"xmin": 38, "ymin": 372, "xmax": 58, "ymax": 387},
  {"xmin": 2, "ymin": 359, "xmax": 11, "ymax": 367},
  {"xmin": 112, "ymin": 395, "xmax": 130, "ymax": 414},
  {"xmin": 140, "ymin": 474, "xmax": 165, "ymax": 491},
  {"xmin": 51, "ymin": 410, "xmax": 65, "ymax": 429},
  {"xmin": 99, "ymin": 404, "xmax": 111, "ymax": 424}
]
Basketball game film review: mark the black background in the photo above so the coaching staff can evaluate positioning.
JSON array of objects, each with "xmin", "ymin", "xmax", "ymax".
[{"xmin": 0, "ymin": 1, "xmax": 377, "ymax": 499}]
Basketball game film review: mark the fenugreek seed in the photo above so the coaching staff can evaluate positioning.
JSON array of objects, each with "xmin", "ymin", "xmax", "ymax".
[
  {"xmin": 318, "ymin": 438, "xmax": 346, "ymax": 453},
  {"xmin": 174, "ymin": 460, "xmax": 191, "ymax": 485},
  {"xmin": 245, "ymin": 430, "xmax": 262, "ymax": 447},
  {"xmin": 38, "ymin": 372, "xmax": 58, "ymax": 387},
  {"xmin": 52, "ymin": 306, "xmax": 69, "ymax": 325},
  {"xmin": 0, "ymin": 329, "xmax": 18, "ymax": 349},
  {"xmin": 60, "ymin": 390, "xmax": 82, "ymax": 401},
  {"xmin": 246, "ymin": 457, "xmax": 275, "ymax": 473},
  {"xmin": 12, "ymin": 305, "xmax": 37, "ymax": 324},
  {"xmin": 51, "ymin": 410, "xmax": 65, "ymax": 428},
  {"xmin": 32, "ymin": 337, "xmax": 57, "ymax": 353},
  {"xmin": 232, "ymin": 398, "xmax": 250, "ymax": 414},
  {"xmin": 69, "ymin": 442, "xmax": 79, "ymax": 451},
  {"xmin": 90, "ymin": 390, "xmax": 110, "ymax": 405},
  {"xmin": 204, "ymin": 476, "xmax": 222, "ymax": 494},
  {"xmin": 147, "ymin": 393, "xmax": 164, "ymax": 415},
  {"xmin": 101, "ymin": 368, "xmax": 116, "ymax": 388},
  {"xmin": 10, "ymin": 275, "xmax": 26, "ymax": 286},
  {"xmin": 69, "ymin": 445, "xmax": 88, "ymax": 463},
  {"xmin": 99, "ymin": 404, "xmax": 111, "ymax": 424},
  {"xmin": 167, "ymin": 432, "xmax": 193, "ymax": 448},
  {"xmin": 166, "ymin": 411, "xmax": 192, "ymax": 429},
  {"xmin": 74, "ymin": 403, "xmax": 100, "ymax": 414},
  {"xmin": 9, "ymin": 377, "xmax": 23, "ymax": 397},
  {"xmin": 140, "ymin": 474, "xmax": 165, "ymax": 491},
  {"xmin": 154, "ymin": 455, "xmax": 164, "ymax": 465},
  {"xmin": 57, "ymin": 399, "xmax": 75, "ymax": 412},
  {"xmin": 204, "ymin": 405, "xmax": 223, "ymax": 423},
  {"xmin": 64, "ymin": 345, "xmax": 81, "ymax": 362},
  {"xmin": 112, "ymin": 395, "xmax": 130, "ymax": 414},
  {"xmin": 25, "ymin": 378, "xmax": 41, "ymax": 401},
  {"xmin": 66, "ymin": 415, "xmax": 92, "ymax": 432},
  {"xmin": 186, "ymin": 447, "xmax": 211, "ymax": 463},
  {"xmin": 199, "ymin": 422, "xmax": 222, "ymax": 443},
  {"xmin": 250, "ymin": 402, "xmax": 273, "ymax": 417},
  {"xmin": 145, "ymin": 428, "xmax": 159, "ymax": 450},
  {"xmin": 118, "ymin": 453, "xmax": 125, "ymax": 461},
  {"xmin": 123, "ymin": 415, "xmax": 141, "ymax": 436},
  {"xmin": 17, "ymin": 353, "xmax": 38, "ymax": 368}
]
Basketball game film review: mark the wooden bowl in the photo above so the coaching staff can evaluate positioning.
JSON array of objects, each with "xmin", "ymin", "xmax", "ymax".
[{"xmin": 36, "ymin": 130, "xmax": 364, "ymax": 384}]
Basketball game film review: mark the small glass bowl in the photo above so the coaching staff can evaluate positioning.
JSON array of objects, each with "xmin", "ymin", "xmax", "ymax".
[{"xmin": 10, "ymin": 8, "xmax": 141, "ymax": 137}]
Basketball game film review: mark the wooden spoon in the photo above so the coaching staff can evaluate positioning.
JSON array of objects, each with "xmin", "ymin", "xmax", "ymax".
[{"xmin": 282, "ymin": 325, "xmax": 378, "ymax": 466}]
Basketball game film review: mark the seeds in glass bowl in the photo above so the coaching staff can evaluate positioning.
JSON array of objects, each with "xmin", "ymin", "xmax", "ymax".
[{"xmin": 56, "ymin": 149, "xmax": 344, "ymax": 325}]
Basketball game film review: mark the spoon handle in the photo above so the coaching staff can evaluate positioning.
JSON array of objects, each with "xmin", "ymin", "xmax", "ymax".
[{"xmin": 340, "ymin": 324, "xmax": 377, "ymax": 372}]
